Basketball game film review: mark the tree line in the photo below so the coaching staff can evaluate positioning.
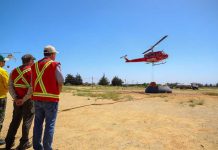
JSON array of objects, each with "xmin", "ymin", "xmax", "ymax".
[
  {"xmin": 64, "ymin": 74, "xmax": 218, "ymax": 87},
  {"xmin": 64, "ymin": 74, "xmax": 124, "ymax": 86}
]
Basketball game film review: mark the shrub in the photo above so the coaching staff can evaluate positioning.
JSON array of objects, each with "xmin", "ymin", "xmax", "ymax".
[
  {"xmin": 111, "ymin": 76, "xmax": 123, "ymax": 86},
  {"xmin": 64, "ymin": 74, "xmax": 75, "ymax": 85},
  {"xmin": 75, "ymin": 73, "xmax": 83, "ymax": 85},
  {"xmin": 98, "ymin": 74, "xmax": 110, "ymax": 85}
]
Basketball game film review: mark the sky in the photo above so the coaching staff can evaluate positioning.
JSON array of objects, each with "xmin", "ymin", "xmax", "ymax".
[{"xmin": 0, "ymin": 0, "xmax": 218, "ymax": 84}]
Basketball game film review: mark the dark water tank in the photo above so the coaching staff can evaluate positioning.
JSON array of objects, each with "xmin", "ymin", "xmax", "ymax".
[{"xmin": 145, "ymin": 82, "xmax": 172, "ymax": 93}]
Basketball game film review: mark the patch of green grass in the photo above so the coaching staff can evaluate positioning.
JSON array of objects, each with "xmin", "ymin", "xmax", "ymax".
[
  {"xmin": 148, "ymin": 94, "xmax": 168, "ymax": 98},
  {"xmin": 203, "ymin": 92, "xmax": 218, "ymax": 97},
  {"xmin": 189, "ymin": 103, "xmax": 195, "ymax": 107},
  {"xmin": 76, "ymin": 91, "xmax": 98, "ymax": 97},
  {"xmin": 197, "ymin": 100, "xmax": 204, "ymax": 105},
  {"xmin": 76, "ymin": 88, "xmax": 93, "ymax": 93},
  {"xmin": 62, "ymin": 86, "xmax": 77, "ymax": 93},
  {"xmin": 160, "ymin": 94, "xmax": 168, "ymax": 98},
  {"xmin": 188, "ymin": 99, "xmax": 194, "ymax": 103},
  {"xmin": 188, "ymin": 99, "xmax": 204, "ymax": 107},
  {"xmin": 122, "ymin": 95, "xmax": 133, "ymax": 101},
  {"xmin": 199, "ymin": 88, "xmax": 218, "ymax": 96},
  {"xmin": 76, "ymin": 90, "xmax": 121, "ymax": 101},
  {"xmin": 65, "ymin": 85, "xmax": 144, "ymax": 101},
  {"xmin": 179, "ymin": 101, "xmax": 183, "ymax": 104},
  {"xmin": 100, "ymin": 92, "xmax": 120, "ymax": 100}
]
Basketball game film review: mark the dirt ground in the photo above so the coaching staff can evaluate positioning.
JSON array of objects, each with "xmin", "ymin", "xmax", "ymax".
[{"xmin": 1, "ymin": 87, "xmax": 218, "ymax": 150}]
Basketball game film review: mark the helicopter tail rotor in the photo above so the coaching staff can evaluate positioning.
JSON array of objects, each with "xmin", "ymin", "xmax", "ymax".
[
  {"xmin": 120, "ymin": 55, "xmax": 129, "ymax": 62},
  {"xmin": 120, "ymin": 55, "xmax": 127, "ymax": 59}
]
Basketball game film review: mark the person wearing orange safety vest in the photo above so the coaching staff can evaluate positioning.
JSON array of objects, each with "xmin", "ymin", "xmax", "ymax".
[
  {"xmin": 31, "ymin": 45, "xmax": 64, "ymax": 150},
  {"xmin": 0, "ymin": 55, "xmax": 9, "ymax": 146},
  {"xmin": 5, "ymin": 54, "xmax": 35, "ymax": 150}
]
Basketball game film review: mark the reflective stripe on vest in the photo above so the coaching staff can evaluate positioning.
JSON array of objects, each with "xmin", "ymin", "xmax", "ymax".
[
  {"xmin": 33, "ymin": 92, "xmax": 59, "ymax": 99},
  {"xmin": 13, "ymin": 67, "xmax": 31, "ymax": 88},
  {"xmin": 33, "ymin": 60, "xmax": 59, "ymax": 99}
]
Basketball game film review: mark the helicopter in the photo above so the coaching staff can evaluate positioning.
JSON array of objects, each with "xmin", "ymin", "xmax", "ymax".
[
  {"xmin": 121, "ymin": 35, "xmax": 169, "ymax": 66},
  {"xmin": 0, "ymin": 52, "xmax": 21, "ymax": 61},
  {"xmin": 0, "ymin": 52, "xmax": 22, "ymax": 68}
]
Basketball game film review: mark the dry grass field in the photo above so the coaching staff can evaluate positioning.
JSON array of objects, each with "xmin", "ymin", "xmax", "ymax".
[{"xmin": 1, "ymin": 86, "xmax": 218, "ymax": 150}]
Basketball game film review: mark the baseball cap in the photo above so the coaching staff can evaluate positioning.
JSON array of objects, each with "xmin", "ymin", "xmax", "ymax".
[
  {"xmin": 44, "ymin": 45, "xmax": 59, "ymax": 54},
  {"xmin": 21, "ymin": 54, "xmax": 36, "ymax": 63},
  {"xmin": 0, "ymin": 55, "xmax": 7, "ymax": 62}
]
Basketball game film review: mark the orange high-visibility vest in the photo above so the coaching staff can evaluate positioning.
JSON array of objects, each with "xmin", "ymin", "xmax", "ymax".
[
  {"xmin": 31, "ymin": 57, "xmax": 60, "ymax": 102},
  {"xmin": 11, "ymin": 66, "xmax": 31, "ymax": 98}
]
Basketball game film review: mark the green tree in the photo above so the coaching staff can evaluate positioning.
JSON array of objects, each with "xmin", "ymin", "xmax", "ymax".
[
  {"xmin": 98, "ymin": 74, "xmax": 109, "ymax": 85},
  {"xmin": 75, "ymin": 74, "xmax": 83, "ymax": 85},
  {"xmin": 144, "ymin": 83, "xmax": 149, "ymax": 87},
  {"xmin": 64, "ymin": 74, "xmax": 75, "ymax": 85},
  {"xmin": 111, "ymin": 76, "xmax": 123, "ymax": 86}
]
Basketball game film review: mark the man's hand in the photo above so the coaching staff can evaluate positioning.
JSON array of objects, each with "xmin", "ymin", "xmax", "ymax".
[
  {"xmin": 59, "ymin": 84, "xmax": 63, "ymax": 92},
  {"xmin": 15, "ymin": 99, "xmax": 24, "ymax": 106}
]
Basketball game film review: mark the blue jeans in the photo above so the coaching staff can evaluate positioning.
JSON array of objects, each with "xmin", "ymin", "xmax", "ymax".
[
  {"xmin": 33, "ymin": 101, "xmax": 58, "ymax": 150},
  {"xmin": 0, "ymin": 98, "xmax": 7, "ymax": 133}
]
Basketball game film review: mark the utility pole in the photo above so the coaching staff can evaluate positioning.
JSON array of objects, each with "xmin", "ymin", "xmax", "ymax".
[{"xmin": 92, "ymin": 76, "xmax": 94, "ymax": 88}]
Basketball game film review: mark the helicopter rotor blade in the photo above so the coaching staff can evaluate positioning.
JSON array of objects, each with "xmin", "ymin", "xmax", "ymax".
[
  {"xmin": 0, "ymin": 53, "xmax": 11, "ymax": 55},
  {"xmin": 13, "ymin": 51, "xmax": 22, "ymax": 54},
  {"xmin": 143, "ymin": 35, "xmax": 168, "ymax": 54},
  {"xmin": 0, "ymin": 51, "xmax": 22, "ymax": 55},
  {"xmin": 151, "ymin": 35, "xmax": 168, "ymax": 48}
]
